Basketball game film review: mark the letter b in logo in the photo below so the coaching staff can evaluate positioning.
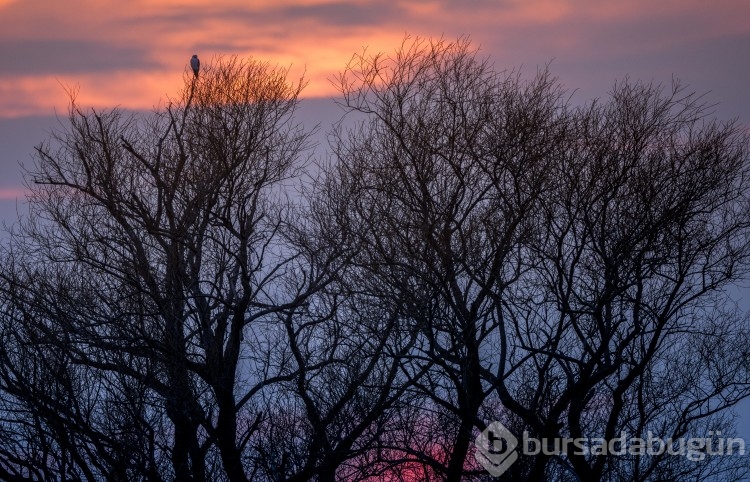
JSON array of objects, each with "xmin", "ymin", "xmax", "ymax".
[{"xmin": 475, "ymin": 421, "xmax": 519, "ymax": 477}]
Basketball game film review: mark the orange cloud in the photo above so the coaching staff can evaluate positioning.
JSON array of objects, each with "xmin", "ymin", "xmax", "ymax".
[{"xmin": 1, "ymin": 0, "xmax": 749, "ymax": 118}]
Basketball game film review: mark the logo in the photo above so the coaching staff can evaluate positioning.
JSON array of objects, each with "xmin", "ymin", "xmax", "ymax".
[
  {"xmin": 475, "ymin": 421, "xmax": 518, "ymax": 477},
  {"xmin": 474, "ymin": 422, "xmax": 745, "ymax": 477}
]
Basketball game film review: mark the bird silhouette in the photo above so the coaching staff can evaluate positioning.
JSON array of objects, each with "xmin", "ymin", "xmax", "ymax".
[{"xmin": 190, "ymin": 54, "xmax": 200, "ymax": 77}]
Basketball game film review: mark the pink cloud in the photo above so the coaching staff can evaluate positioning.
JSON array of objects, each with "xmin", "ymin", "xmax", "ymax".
[{"xmin": 0, "ymin": 188, "xmax": 28, "ymax": 201}]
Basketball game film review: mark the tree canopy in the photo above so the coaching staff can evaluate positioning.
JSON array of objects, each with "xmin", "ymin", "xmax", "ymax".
[{"xmin": 1, "ymin": 38, "xmax": 749, "ymax": 482}]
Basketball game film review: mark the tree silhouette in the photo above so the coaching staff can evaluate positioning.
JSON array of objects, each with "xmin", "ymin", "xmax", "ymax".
[{"xmin": 1, "ymin": 40, "xmax": 749, "ymax": 481}]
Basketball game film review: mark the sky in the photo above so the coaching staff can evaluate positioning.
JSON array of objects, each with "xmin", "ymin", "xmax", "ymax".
[
  {"xmin": 2, "ymin": 0, "xmax": 750, "ymax": 117},
  {"xmin": 2, "ymin": 0, "xmax": 750, "ymax": 202},
  {"xmin": 1, "ymin": 0, "xmax": 750, "ymax": 446}
]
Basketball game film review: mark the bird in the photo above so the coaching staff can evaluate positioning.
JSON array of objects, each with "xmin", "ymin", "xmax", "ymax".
[{"xmin": 190, "ymin": 54, "xmax": 200, "ymax": 77}]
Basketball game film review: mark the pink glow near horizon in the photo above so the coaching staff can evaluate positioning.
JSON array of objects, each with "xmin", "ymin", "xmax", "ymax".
[{"xmin": 0, "ymin": 188, "xmax": 28, "ymax": 201}]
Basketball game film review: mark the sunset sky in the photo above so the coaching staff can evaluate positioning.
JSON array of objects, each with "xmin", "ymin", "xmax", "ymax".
[
  {"xmin": 2, "ymin": 0, "xmax": 749, "ymax": 116},
  {"xmin": 0, "ymin": 1, "xmax": 749, "ymax": 229},
  {"xmin": 1, "ymin": 0, "xmax": 749, "ymax": 210}
]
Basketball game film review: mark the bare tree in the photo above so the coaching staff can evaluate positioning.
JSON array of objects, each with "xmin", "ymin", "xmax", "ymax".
[
  {"xmin": 0, "ymin": 56, "xmax": 315, "ymax": 481},
  {"xmin": 327, "ymin": 36, "xmax": 570, "ymax": 480},
  {"xmin": 1, "ymin": 38, "xmax": 749, "ymax": 482},
  {"xmin": 499, "ymin": 79, "xmax": 750, "ymax": 481},
  {"xmin": 326, "ymin": 37, "xmax": 750, "ymax": 481},
  {"xmin": 0, "ymin": 52, "xmax": 424, "ymax": 482}
]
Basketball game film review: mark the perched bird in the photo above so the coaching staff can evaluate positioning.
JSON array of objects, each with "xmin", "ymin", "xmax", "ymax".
[{"xmin": 190, "ymin": 54, "xmax": 200, "ymax": 77}]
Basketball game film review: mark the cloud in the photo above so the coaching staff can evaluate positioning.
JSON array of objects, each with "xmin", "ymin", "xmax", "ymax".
[
  {"xmin": 0, "ymin": 40, "xmax": 161, "ymax": 76},
  {"xmin": 0, "ymin": 0, "xmax": 749, "ymax": 118},
  {"xmin": 131, "ymin": 2, "xmax": 406, "ymax": 30},
  {"xmin": 259, "ymin": 2, "xmax": 405, "ymax": 27}
]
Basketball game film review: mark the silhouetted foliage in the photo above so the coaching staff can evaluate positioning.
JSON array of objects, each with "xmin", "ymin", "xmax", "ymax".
[{"xmin": 1, "ymin": 39, "xmax": 750, "ymax": 481}]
